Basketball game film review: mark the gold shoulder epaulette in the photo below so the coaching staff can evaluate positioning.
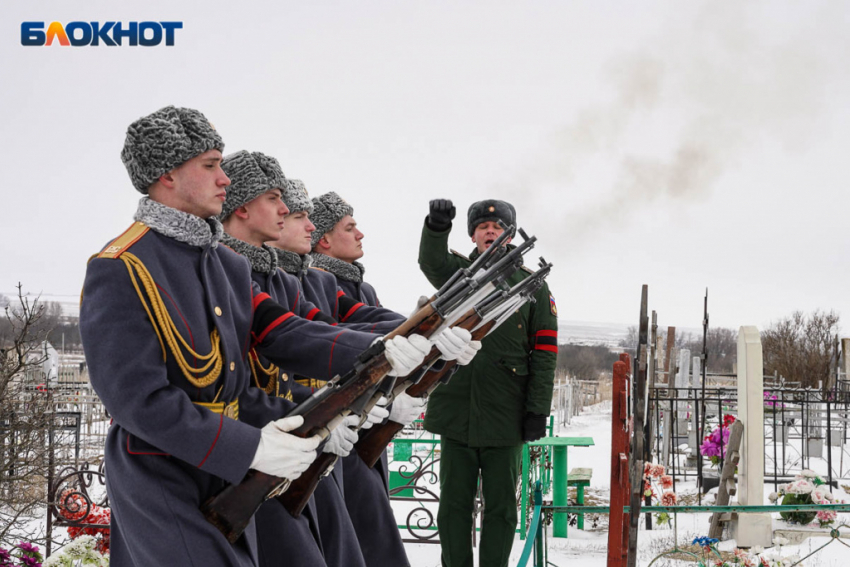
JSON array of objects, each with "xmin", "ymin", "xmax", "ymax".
[
  {"xmin": 97, "ymin": 222, "xmax": 149, "ymax": 259},
  {"xmin": 309, "ymin": 266, "xmax": 329, "ymax": 273},
  {"xmin": 450, "ymin": 249, "xmax": 471, "ymax": 262}
]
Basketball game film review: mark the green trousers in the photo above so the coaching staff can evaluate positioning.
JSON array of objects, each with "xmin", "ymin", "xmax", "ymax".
[{"xmin": 437, "ymin": 437, "xmax": 523, "ymax": 567}]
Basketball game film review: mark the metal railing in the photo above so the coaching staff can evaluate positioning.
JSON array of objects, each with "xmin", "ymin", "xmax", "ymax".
[{"xmin": 516, "ymin": 484, "xmax": 850, "ymax": 567}]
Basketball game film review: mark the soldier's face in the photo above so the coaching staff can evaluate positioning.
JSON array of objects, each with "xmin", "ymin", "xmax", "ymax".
[
  {"xmin": 244, "ymin": 188, "xmax": 290, "ymax": 245},
  {"xmin": 472, "ymin": 221, "xmax": 511, "ymax": 254},
  {"xmin": 166, "ymin": 150, "xmax": 230, "ymax": 219},
  {"xmin": 273, "ymin": 211, "xmax": 315, "ymax": 255},
  {"xmin": 323, "ymin": 215, "xmax": 364, "ymax": 263}
]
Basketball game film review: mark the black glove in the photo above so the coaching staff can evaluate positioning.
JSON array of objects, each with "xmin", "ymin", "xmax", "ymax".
[
  {"xmin": 426, "ymin": 199, "xmax": 456, "ymax": 232},
  {"xmin": 522, "ymin": 412, "xmax": 548, "ymax": 442}
]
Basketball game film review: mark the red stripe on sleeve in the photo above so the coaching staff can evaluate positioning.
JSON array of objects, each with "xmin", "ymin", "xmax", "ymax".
[
  {"xmin": 198, "ymin": 415, "xmax": 224, "ymax": 468},
  {"xmin": 327, "ymin": 331, "xmax": 345, "ymax": 379},
  {"xmin": 337, "ymin": 290, "xmax": 345, "ymax": 298},
  {"xmin": 252, "ymin": 292, "xmax": 272, "ymax": 311},
  {"xmin": 256, "ymin": 312, "xmax": 296, "ymax": 344},
  {"xmin": 306, "ymin": 308, "xmax": 320, "ymax": 321},
  {"xmin": 341, "ymin": 302, "xmax": 365, "ymax": 322},
  {"xmin": 534, "ymin": 330, "xmax": 558, "ymax": 338},
  {"xmin": 534, "ymin": 344, "xmax": 559, "ymax": 353}
]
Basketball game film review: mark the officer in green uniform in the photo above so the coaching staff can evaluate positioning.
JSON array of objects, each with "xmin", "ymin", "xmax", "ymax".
[{"xmin": 418, "ymin": 199, "xmax": 559, "ymax": 567}]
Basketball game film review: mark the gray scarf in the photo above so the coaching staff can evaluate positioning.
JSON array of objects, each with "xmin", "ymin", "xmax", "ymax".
[
  {"xmin": 309, "ymin": 253, "xmax": 365, "ymax": 283},
  {"xmin": 275, "ymin": 249, "xmax": 312, "ymax": 275},
  {"xmin": 134, "ymin": 197, "xmax": 223, "ymax": 248},
  {"xmin": 220, "ymin": 234, "xmax": 278, "ymax": 275}
]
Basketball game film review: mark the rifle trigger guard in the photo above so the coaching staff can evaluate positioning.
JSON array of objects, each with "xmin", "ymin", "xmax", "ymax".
[{"xmin": 267, "ymin": 479, "xmax": 291, "ymax": 499}]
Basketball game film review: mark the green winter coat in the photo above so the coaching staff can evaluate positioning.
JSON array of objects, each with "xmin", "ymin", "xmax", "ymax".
[{"xmin": 418, "ymin": 222, "xmax": 559, "ymax": 447}]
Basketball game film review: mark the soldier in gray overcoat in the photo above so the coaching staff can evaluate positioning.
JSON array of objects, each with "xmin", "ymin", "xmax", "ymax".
[
  {"xmin": 79, "ymin": 107, "xmax": 432, "ymax": 566},
  {"xmin": 308, "ymin": 192, "xmax": 471, "ymax": 567}
]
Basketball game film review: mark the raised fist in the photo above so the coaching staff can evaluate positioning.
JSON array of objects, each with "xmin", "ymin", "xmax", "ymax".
[{"xmin": 427, "ymin": 199, "xmax": 455, "ymax": 232}]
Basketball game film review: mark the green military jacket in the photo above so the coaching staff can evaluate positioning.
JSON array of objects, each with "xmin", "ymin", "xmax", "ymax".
[{"xmin": 418, "ymin": 221, "xmax": 559, "ymax": 447}]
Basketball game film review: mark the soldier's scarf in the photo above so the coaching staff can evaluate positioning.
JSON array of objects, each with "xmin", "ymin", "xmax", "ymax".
[
  {"xmin": 219, "ymin": 233, "xmax": 278, "ymax": 275},
  {"xmin": 134, "ymin": 197, "xmax": 223, "ymax": 248},
  {"xmin": 274, "ymin": 248, "xmax": 312, "ymax": 277},
  {"xmin": 309, "ymin": 253, "xmax": 365, "ymax": 283}
]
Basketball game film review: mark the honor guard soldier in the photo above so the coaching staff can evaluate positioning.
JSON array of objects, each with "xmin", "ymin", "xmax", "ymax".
[
  {"xmin": 79, "ymin": 107, "xmax": 431, "ymax": 567},
  {"xmin": 268, "ymin": 177, "xmax": 412, "ymax": 567},
  {"xmin": 419, "ymin": 199, "xmax": 558, "ymax": 567},
  {"xmin": 309, "ymin": 192, "xmax": 479, "ymax": 567},
  {"xmin": 220, "ymin": 154, "xmax": 467, "ymax": 567},
  {"xmin": 218, "ymin": 149, "xmax": 366, "ymax": 567}
]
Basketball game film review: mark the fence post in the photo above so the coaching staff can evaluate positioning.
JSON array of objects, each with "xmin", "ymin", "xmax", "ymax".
[
  {"xmin": 607, "ymin": 353, "xmax": 630, "ymax": 567},
  {"xmin": 730, "ymin": 326, "xmax": 772, "ymax": 547},
  {"xmin": 534, "ymin": 483, "xmax": 544, "ymax": 566}
]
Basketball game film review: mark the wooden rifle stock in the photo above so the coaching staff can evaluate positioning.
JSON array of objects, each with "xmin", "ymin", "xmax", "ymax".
[
  {"xmin": 355, "ymin": 316, "xmax": 499, "ymax": 468},
  {"xmin": 354, "ymin": 360, "xmax": 458, "ymax": 468},
  {"xmin": 276, "ymin": 452, "xmax": 339, "ymax": 517},
  {"xmin": 202, "ymin": 307, "xmax": 447, "ymax": 540},
  {"xmin": 200, "ymin": 356, "xmax": 393, "ymax": 541}
]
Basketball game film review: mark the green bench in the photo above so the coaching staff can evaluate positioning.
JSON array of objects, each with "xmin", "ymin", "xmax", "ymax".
[{"xmin": 567, "ymin": 467, "xmax": 593, "ymax": 529}]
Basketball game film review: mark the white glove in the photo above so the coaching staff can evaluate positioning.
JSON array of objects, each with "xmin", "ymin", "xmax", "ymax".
[
  {"xmin": 323, "ymin": 415, "xmax": 359, "ymax": 457},
  {"xmin": 250, "ymin": 415, "xmax": 321, "ymax": 480},
  {"xmin": 385, "ymin": 334, "xmax": 431, "ymax": 377},
  {"xmin": 456, "ymin": 339, "xmax": 482, "ymax": 366},
  {"xmin": 432, "ymin": 327, "xmax": 473, "ymax": 361},
  {"xmin": 389, "ymin": 392, "xmax": 426, "ymax": 426},
  {"xmin": 361, "ymin": 399, "xmax": 390, "ymax": 429}
]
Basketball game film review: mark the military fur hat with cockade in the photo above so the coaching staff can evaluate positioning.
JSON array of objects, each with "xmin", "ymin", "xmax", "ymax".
[
  {"xmin": 467, "ymin": 199, "xmax": 516, "ymax": 236},
  {"xmin": 310, "ymin": 192, "xmax": 353, "ymax": 248},
  {"xmin": 219, "ymin": 150, "xmax": 288, "ymax": 221},
  {"xmin": 121, "ymin": 105, "xmax": 224, "ymax": 194},
  {"xmin": 282, "ymin": 179, "xmax": 313, "ymax": 216}
]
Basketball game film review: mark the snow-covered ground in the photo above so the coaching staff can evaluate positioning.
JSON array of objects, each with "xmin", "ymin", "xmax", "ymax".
[{"xmin": 402, "ymin": 401, "xmax": 850, "ymax": 567}]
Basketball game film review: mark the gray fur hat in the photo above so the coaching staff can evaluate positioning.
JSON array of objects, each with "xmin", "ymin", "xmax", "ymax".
[
  {"xmin": 282, "ymin": 179, "xmax": 313, "ymax": 215},
  {"xmin": 310, "ymin": 192, "xmax": 353, "ymax": 248},
  {"xmin": 219, "ymin": 150, "xmax": 287, "ymax": 220},
  {"xmin": 467, "ymin": 199, "xmax": 516, "ymax": 236},
  {"xmin": 121, "ymin": 106, "xmax": 224, "ymax": 194}
]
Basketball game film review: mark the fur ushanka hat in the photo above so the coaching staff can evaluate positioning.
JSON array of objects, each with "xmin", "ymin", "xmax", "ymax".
[
  {"xmin": 282, "ymin": 179, "xmax": 313, "ymax": 215},
  {"xmin": 310, "ymin": 192, "xmax": 353, "ymax": 248},
  {"xmin": 121, "ymin": 106, "xmax": 224, "ymax": 194},
  {"xmin": 467, "ymin": 199, "xmax": 516, "ymax": 236},
  {"xmin": 219, "ymin": 150, "xmax": 287, "ymax": 221}
]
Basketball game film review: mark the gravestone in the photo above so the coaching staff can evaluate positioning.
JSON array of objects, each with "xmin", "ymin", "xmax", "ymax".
[{"xmin": 730, "ymin": 326, "xmax": 773, "ymax": 547}]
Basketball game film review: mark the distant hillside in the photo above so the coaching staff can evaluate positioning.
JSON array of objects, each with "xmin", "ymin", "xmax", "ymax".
[{"xmin": 558, "ymin": 320, "xmax": 630, "ymax": 348}]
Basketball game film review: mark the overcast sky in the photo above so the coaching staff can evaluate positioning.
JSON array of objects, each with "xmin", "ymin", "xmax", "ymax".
[{"xmin": 2, "ymin": 1, "xmax": 848, "ymax": 334}]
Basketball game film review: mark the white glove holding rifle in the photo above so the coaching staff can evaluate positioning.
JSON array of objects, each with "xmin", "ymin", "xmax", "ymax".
[
  {"xmin": 361, "ymin": 400, "xmax": 390, "ymax": 429},
  {"xmin": 388, "ymin": 392, "xmax": 426, "ymax": 426},
  {"xmin": 250, "ymin": 415, "xmax": 321, "ymax": 479},
  {"xmin": 323, "ymin": 414, "xmax": 360, "ymax": 457},
  {"xmin": 384, "ymin": 334, "xmax": 431, "ymax": 377},
  {"xmin": 432, "ymin": 327, "xmax": 482, "ymax": 366}
]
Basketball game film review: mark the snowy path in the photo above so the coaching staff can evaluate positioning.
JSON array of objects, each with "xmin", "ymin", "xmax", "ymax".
[{"xmin": 403, "ymin": 401, "xmax": 850, "ymax": 567}]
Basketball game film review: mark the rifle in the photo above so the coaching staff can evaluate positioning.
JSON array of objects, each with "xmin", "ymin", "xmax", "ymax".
[
  {"xmin": 274, "ymin": 374, "xmax": 398, "ymax": 517},
  {"xmin": 274, "ymin": 234, "xmax": 540, "ymax": 517},
  {"xmin": 202, "ymin": 226, "xmax": 535, "ymax": 541},
  {"xmin": 355, "ymin": 259, "xmax": 553, "ymax": 468}
]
